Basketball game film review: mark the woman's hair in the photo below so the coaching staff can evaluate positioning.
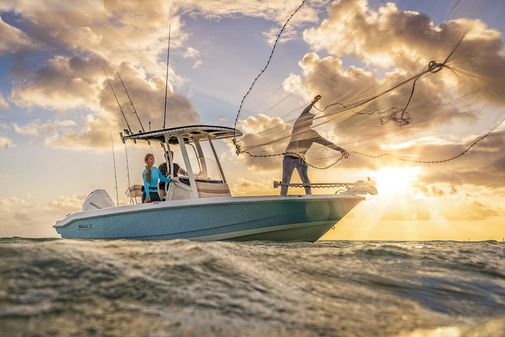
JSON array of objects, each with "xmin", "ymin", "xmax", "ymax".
[{"xmin": 144, "ymin": 153, "xmax": 154, "ymax": 182}]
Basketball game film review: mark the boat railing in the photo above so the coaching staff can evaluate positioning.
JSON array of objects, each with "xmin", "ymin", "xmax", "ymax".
[{"xmin": 273, "ymin": 179, "xmax": 378, "ymax": 195}]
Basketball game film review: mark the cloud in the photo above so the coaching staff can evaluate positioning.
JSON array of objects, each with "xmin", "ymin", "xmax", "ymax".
[
  {"xmin": 441, "ymin": 200, "xmax": 502, "ymax": 221},
  {"xmin": 1, "ymin": 1, "xmax": 196, "ymax": 150},
  {"xmin": 3, "ymin": 0, "xmax": 313, "ymax": 151},
  {"xmin": 233, "ymin": 0, "xmax": 505, "ymax": 186},
  {"xmin": 10, "ymin": 52, "xmax": 200, "ymax": 149},
  {"xmin": 46, "ymin": 63, "xmax": 199, "ymax": 150},
  {"xmin": 303, "ymin": 0, "xmax": 505, "ymax": 104},
  {"xmin": 11, "ymin": 54, "xmax": 106, "ymax": 111},
  {"xmin": 0, "ymin": 16, "xmax": 34, "ymax": 53},
  {"xmin": 192, "ymin": 60, "xmax": 202, "ymax": 69},
  {"xmin": 262, "ymin": 26, "xmax": 299, "ymax": 46},
  {"xmin": 0, "ymin": 0, "xmax": 328, "ymax": 151},
  {"xmin": 0, "ymin": 194, "xmax": 84, "ymax": 237},
  {"xmin": 414, "ymin": 183, "xmax": 458, "ymax": 198},
  {"xmin": 1, "ymin": 1, "xmax": 182, "ymax": 73},
  {"xmin": 285, "ymin": 50, "xmax": 487, "ymax": 145},
  {"xmin": 99, "ymin": 61, "xmax": 200, "ymax": 128},
  {"xmin": 3, "ymin": 0, "xmax": 505, "ymax": 183},
  {"xmin": 398, "ymin": 128, "xmax": 505, "ymax": 189},
  {"xmin": 381, "ymin": 203, "xmax": 431, "ymax": 221},
  {"xmin": 182, "ymin": 0, "xmax": 322, "ymax": 25},
  {"xmin": 0, "ymin": 136, "xmax": 14, "ymax": 149},
  {"xmin": 0, "ymin": 93, "xmax": 9, "ymax": 109},
  {"xmin": 183, "ymin": 47, "xmax": 199, "ymax": 59},
  {"xmin": 0, "ymin": 0, "xmax": 322, "ymax": 72},
  {"xmin": 44, "ymin": 194, "xmax": 86, "ymax": 213},
  {"xmin": 13, "ymin": 119, "xmax": 76, "ymax": 137},
  {"xmin": 0, "ymin": 0, "xmax": 322, "ymax": 76},
  {"xmin": 182, "ymin": 47, "xmax": 202, "ymax": 68},
  {"xmin": 235, "ymin": 114, "xmax": 292, "ymax": 170},
  {"xmin": 230, "ymin": 177, "xmax": 277, "ymax": 196}
]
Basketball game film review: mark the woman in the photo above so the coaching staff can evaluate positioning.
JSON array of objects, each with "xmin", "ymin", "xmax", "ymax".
[{"xmin": 142, "ymin": 153, "xmax": 172, "ymax": 203}]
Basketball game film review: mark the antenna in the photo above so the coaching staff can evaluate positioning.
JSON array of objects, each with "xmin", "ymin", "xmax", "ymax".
[
  {"xmin": 116, "ymin": 71, "xmax": 146, "ymax": 132},
  {"xmin": 163, "ymin": 24, "xmax": 171, "ymax": 129},
  {"xmin": 103, "ymin": 67, "xmax": 132, "ymax": 134},
  {"xmin": 110, "ymin": 133, "xmax": 119, "ymax": 207},
  {"xmin": 124, "ymin": 142, "xmax": 132, "ymax": 205}
]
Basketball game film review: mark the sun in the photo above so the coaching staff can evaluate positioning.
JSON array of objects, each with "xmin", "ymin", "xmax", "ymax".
[{"xmin": 374, "ymin": 166, "xmax": 421, "ymax": 196}]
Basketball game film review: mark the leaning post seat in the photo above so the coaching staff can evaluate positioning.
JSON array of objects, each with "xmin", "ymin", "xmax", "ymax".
[
  {"xmin": 195, "ymin": 179, "xmax": 231, "ymax": 198},
  {"xmin": 173, "ymin": 177, "xmax": 231, "ymax": 199}
]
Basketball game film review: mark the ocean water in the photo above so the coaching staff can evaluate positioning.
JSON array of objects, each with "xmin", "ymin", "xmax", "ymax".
[{"xmin": 0, "ymin": 239, "xmax": 504, "ymax": 337}]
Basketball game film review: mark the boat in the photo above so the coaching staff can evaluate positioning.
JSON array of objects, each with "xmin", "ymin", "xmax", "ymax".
[{"xmin": 53, "ymin": 125, "xmax": 375, "ymax": 242}]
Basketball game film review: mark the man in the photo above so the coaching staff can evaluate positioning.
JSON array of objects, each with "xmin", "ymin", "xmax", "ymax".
[
  {"xmin": 158, "ymin": 151, "xmax": 187, "ymax": 199},
  {"xmin": 281, "ymin": 94, "xmax": 349, "ymax": 196}
]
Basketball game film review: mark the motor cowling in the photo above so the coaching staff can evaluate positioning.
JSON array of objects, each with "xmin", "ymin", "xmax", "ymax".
[{"xmin": 82, "ymin": 189, "xmax": 115, "ymax": 211}]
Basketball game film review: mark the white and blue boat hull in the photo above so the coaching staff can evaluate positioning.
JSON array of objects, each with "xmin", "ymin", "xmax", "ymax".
[{"xmin": 54, "ymin": 195, "xmax": 363, "ymax": 242}]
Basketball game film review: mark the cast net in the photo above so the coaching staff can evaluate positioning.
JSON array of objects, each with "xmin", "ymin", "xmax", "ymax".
[{"xmin": 232, "ymin": 0, "xmax": 505, "ymax": 170}]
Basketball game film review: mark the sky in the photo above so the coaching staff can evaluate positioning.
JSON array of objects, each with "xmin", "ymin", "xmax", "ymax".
[{"xmin": 0, "ymin": 0, "xmax": 504, "ymax": 240}]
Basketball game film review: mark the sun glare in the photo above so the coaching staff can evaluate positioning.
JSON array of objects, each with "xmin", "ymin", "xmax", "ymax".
[{"xmin": 374, "ymin": 167, "xmax": 421, "ymax": 196}]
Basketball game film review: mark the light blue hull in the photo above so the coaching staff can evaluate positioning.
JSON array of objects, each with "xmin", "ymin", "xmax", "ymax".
[{"xmin": 54, "ymin": 195, "xmax": 363, "ymax": 242}]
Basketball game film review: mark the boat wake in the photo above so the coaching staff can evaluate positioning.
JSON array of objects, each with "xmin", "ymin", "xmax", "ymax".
[{"xmin": 1, "ymin": 239, "xmax": 504, "ymax": 336}]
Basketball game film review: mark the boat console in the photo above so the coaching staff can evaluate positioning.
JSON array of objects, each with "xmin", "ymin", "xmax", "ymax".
[{"xmin": 121, "ymin": 125, "xmax": 240, "ymax": 202}]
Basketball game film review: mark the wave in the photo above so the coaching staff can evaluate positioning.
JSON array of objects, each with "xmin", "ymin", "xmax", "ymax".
[{"xmin": 1, "ymin": 239, "xmax": 504, "ymax": 336}]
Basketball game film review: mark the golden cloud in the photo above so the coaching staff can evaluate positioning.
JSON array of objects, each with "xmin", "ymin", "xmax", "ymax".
[
  {"xmin": 237, "ymin": 0, "xmax": 505, "ymax": 186},
  {"xmin": 381, "ymin": 203, "xmax": 431, "ymax": 221},
  {"xmin": 13, "ymin": 119, "xmax": 76, "ymax": 137},
  {"xmin": 11, "ymin": 55, "xmax": 105, "ymax": 111},
  {"xmin": 0, "ymin": 16, "xmax": 34, "ymax": 53},
  {"xmin": 235, "ymin": 114, "xmax": 292, "ymax": 170},
  {"xmin": 0, "ymin": 0, "xmax": 327, "ymax": 152},
  {"xmin": 0, "ymin": 194, "xmax": 85, "ymax": 237},
  {"xmin": 440, "ymin": 200, "xmax": 502, "ymax": 221},
  {"xmin": 0, "ymin": 136, "xmax": 14, "ymax": 149},
  {"xmin": 10, "ymin": 53, "xmax": 200, "ymax": 149}
]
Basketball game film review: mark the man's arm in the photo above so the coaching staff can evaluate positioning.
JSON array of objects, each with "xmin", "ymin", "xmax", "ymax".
[
  {"xmin": 300, "ymin": 95, "xmax": 322, "ymax": 115},
  {"xmin": 313, "ymin": 134, "xmax": 350, "ymax": 158},
  {"xmin": 159, "ymin": 162, "xmax": 167, "ymax": 176},
  {"xmin": 300, "ymin": 102, "xmax": 315, "ymax": 115},
  {"xmin": 155, "ymin": 168, "xmax": 172, "ymax": 183}
]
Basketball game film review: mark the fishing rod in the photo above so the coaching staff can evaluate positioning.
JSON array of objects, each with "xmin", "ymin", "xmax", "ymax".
[
  {"xmin": 163, "ymin": 24, "xmax": 171, "ymax": 129},
  {"xmin": 124, "ymin": 142, "xmax": 133, "ymax": 205},
  {"xmin": 103, "ymin": 67, "xmax": 133, "ymax": 134},
  {"xmin": 110, "ymin": 133, "xmax": 119, "ymax": 206},
  {"xmin": 116, "ymin": 71, "xmax": 145, "ymax": 132}
]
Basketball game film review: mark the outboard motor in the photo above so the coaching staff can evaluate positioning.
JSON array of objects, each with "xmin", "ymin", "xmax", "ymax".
[{"xmin": 82, "ymin": 189, "xmax": 115, "ymax": 211}]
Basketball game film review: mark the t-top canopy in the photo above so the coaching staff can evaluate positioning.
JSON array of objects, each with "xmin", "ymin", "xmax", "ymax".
[{"xmin": 121, "ymin": 125, "xmax": 242, "ymax": 144}]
